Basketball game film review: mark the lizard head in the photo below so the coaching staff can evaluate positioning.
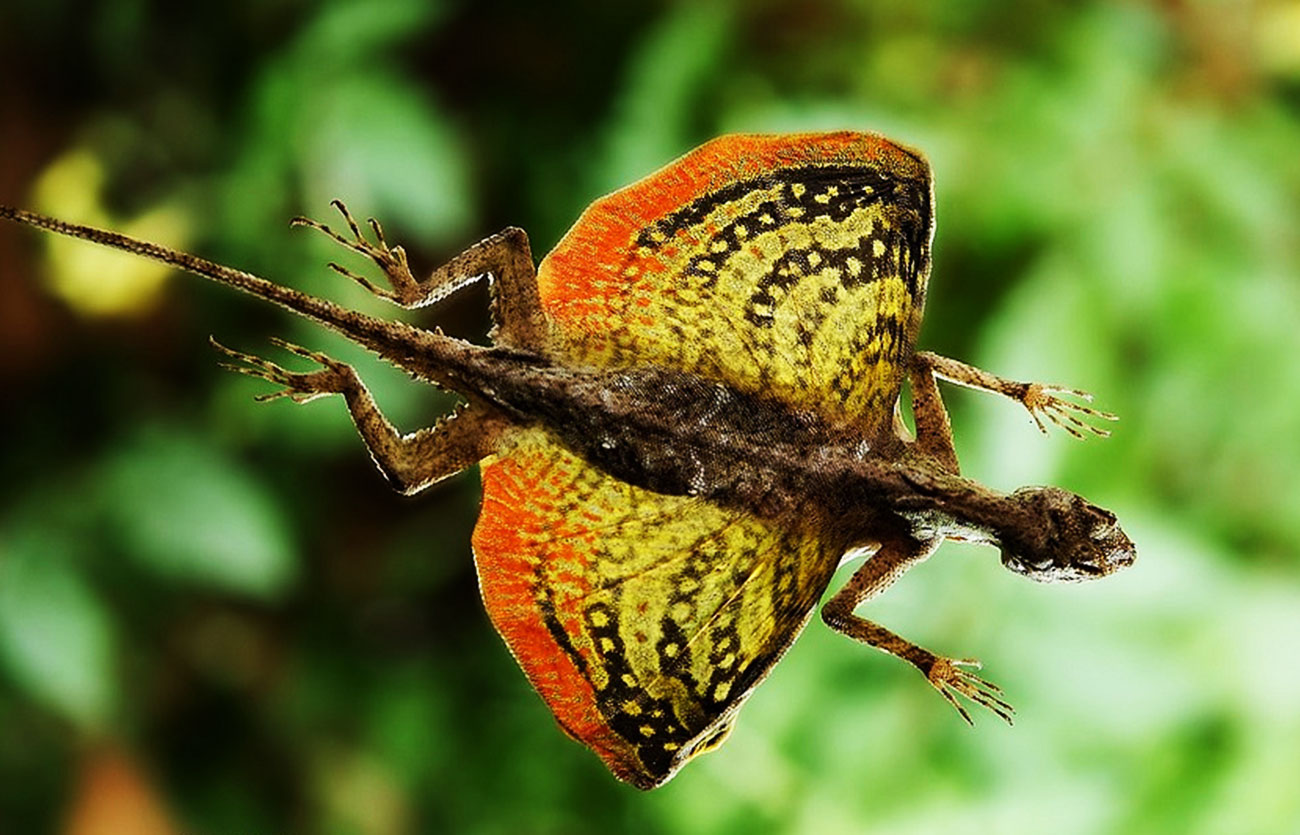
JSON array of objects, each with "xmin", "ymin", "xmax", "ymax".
[{"xmin": 998, "ymin": 486, "xmax": 1135, "ymax": 583}]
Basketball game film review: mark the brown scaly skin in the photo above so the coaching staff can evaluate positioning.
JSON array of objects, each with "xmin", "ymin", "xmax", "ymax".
[{"xmin": 0, "ymin": 202, "xmax": 1135, "ymax": 729}]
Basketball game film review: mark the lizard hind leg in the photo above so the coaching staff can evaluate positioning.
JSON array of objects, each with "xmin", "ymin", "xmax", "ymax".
[
  {"xmin": 292, "ymin": 201, "xmax": 550, "ymax": 354},
  {"xmin": 213, "ymin": 337, "xmax": 510, "ymax": 495}
]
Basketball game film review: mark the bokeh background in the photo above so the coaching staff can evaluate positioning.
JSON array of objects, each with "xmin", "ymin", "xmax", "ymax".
[{"xmin": 2, "ymin": 1, "xmax": 1299, "ymax": 832}]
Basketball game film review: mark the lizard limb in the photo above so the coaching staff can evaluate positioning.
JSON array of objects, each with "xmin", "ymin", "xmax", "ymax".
[
  {"xmin": 906, "ymin": 357, "xmax": 960, "ymax": 473},
  {"xmin": 912, "ymin": 351, "xmax": 1116, "ymax": 439},
  {"xmin": 821, "ymin": 533, "xmax": 1014, "ymax": 725},
  {"xmin": 293, "ymin": 201, "xmax": 548, "ymax": 351},
  {"xmin": 212, "ymin": 337, "xmax": 506, "ymax": 494}
]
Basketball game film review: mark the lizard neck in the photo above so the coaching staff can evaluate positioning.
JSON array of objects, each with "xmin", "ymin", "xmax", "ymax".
[{"xmin": 839, "ymin": 449, "xmax": 1019, "ymax": 549}]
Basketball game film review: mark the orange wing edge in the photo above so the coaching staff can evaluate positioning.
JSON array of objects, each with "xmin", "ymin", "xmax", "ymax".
[
  {"xmin": 537, "ymin": 130, "xmax": 931, "ymax": 316},
  {"xmin": 471, "ymin": 457, "xmax": 658, "ymax": 788}
]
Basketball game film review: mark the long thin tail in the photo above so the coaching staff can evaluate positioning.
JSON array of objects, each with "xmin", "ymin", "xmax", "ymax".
[{"xmin": 0, "ymin": 205, "xmax": 461, "ymax": 377}]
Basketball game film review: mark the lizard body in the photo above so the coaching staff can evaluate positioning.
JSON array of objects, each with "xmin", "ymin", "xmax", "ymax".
[{"xmin": 0, "ymin": 131, "xmax": 1134, "ymax": 788}]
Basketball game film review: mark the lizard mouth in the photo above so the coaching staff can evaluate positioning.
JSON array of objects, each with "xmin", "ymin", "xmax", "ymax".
[
  {"xmin": 998, "ymin": 487, "xmax": 1137, "ymax": 583},
  {"xmin": 1000, "ymin": 531, "xmax": 1136, "ymax": 584},
  {"xmin": 1000, "ymin": 551, "xmax": 1094, "ymax": 583}
]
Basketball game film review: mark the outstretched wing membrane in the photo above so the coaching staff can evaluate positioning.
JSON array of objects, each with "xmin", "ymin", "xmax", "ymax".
[
  {"xmin": 537, "ymin": 131, "xmax": 933, "ymax": 434},
  {"xmin": 472, "ymin": 428, "xmax": 841, "ymax": 788},
  {"xmin": 474, "ymin": 133, "xmax": 925, "ymax": 786}
]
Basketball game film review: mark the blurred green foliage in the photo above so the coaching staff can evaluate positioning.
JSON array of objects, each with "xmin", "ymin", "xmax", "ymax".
[{"xmin": 2, "ymin": 0, "xmax": 1300, "ymax": 833}]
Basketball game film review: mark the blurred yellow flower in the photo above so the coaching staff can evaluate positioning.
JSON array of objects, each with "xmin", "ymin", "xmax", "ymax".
[
  {"xmin": 32, "ymin": 150, "xmax": 191, "ymax": 317},
  {"xmin": 1259, "ymin": 1, "xmax": 1300, "ymax": 77}
]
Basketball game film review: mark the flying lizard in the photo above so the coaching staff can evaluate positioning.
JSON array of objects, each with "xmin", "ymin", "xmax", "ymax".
[{"xmin": 0, "ymin": 131, "xmax": 1135, "ymax": 790}]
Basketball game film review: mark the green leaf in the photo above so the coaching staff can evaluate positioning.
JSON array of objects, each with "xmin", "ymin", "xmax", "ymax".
[
  {"xmin": 297, "ymin": 73, "xmax": 472, "ymax": 242},
  {"xmin": 0, "ymin": 533, "xmax": 116, "ymax": 729},
  {"xmin": 294, "ymin": 0, "xmax": 443, "ymax": 67},
  {"xmin": 101, "ymin": 429, "xmax": 297, "ymax": 599},
  {"xmin": 594, "ymin": 2, "xmax": 735, "ymax": 195}
]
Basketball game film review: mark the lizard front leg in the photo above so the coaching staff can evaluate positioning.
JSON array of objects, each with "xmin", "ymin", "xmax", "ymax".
[
  {"xmin": 213, "ymin": 338, "xmax": 507, "ymax": 495},
  {"xmin": 821, "ymin": 533, "xmax": 1014, "ymax": 725},
  {"xmin": 912, "ymin": 351, "xmax": 1117, "ymax": 439},
  {"xmin": 906, "ymin": 355, "xmax": 960, "ymax": 473},
  {"xmin": 292, "ymin": 201, "xmax": 548, "ymax": 352}
]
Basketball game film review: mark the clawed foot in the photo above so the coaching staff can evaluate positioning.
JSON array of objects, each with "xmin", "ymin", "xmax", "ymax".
[
  {"xmin": 1020, "ymin": 383, "xmax": 1117, "ymax": 439},
  {"xmin": 211, "ymin": 337, "xmax": 355, "ymax": 403},
  {"xmin": 924, "ymin": 656, "xmax": 1015, "ymax": 725},
  {"xmin": 291, "ymin": 200, "xmax": 424, "ymax": 306}
]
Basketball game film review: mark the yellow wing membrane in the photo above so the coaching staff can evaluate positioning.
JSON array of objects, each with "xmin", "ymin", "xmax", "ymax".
[
  {"xmin": 536, "ymin": 131, "xmax": 933, "ymax": 434},
  {"xmin": 473, "ymin": 428, "xmax": 842, "ymax": 788},
  {"xmin": 476, "ymin": 133, "xmax": 929, "ymax": 787}
]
